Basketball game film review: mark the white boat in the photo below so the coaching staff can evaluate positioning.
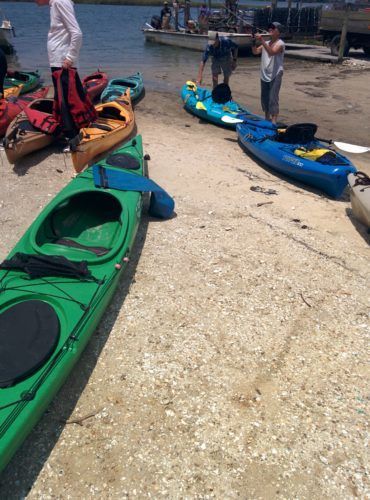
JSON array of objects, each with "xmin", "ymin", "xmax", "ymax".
[
  {"xmin": 0, "ymin": 12, "xmax": 15, "ymax": 46},
  {"xmin": 143, "ymin": 27, "xmax": 269, "ymax": 52}
]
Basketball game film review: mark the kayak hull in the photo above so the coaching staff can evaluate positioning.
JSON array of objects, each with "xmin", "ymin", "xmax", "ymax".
[
  {"xmin": 82, "ymin": 71, "xmax": 108, "ymax": 101},
  {"xmin": 4, "ymin": 98, "xmax": 55, "ymax": 164},
  {"xmin": 71, "ymin": 91, "xmax": 135, "ymax": 173},
  {"xmin": 0, "ymin": 87, "xmax": 49, "ymax": 137},
  {"xmin": 4, "ymin": 71, "xmax": 41, "ymax": 95},
  {"xmin": 0, "ymin": 136, "xmax": 144, "ymax": 473},
  {"xmin": 348, "ymin": 172, "xmax": 370, "ymax": 228},
  {"xmin": 237, "ymin": 119, "xmax": 357, "ymax": 198},
  {"xmin": 180, "ymin": 81, "xmax": 250, "ymax": 129},
  {"xmin": 101, "ymin": 73, "xmax": 144, "ymax": 103}
]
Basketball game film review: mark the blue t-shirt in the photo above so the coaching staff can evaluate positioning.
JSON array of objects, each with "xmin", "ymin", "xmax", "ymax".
[{"xmin": 202, "ymin": 37, "xmax": 238, "ymax": 63}]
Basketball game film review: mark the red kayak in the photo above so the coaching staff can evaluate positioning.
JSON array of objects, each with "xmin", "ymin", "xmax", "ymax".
[
  {"xmin": 0, "ymin": 87, "xmax": 49, "ymax": 137},
  {"xmin": 82, "ymin": 71, "xmax": 108, "ymax": 101}
]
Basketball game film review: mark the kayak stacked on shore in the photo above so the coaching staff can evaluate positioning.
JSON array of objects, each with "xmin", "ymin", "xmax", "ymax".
[
  {"xmin": 3, "ymin": 98, "xmax": 56, "ymax": 164},
  {"xmin": 348, "ymin": 171, "xmax": 370, "ymax": 229},
  {"xmin": 3, "ymin": 72, "xmax": 142, "ymax": 166},
  {"xmin": 82, "ymin": 71, "xmax": 108, "ymax": 101},
  {"xmin": 71, "ymin": 89, "xmax": 135, "ymax": 172},
  {"xmin": 0, "ymin": 87, "xmax": 49, "ymax": 137},
  {"xmin": 0, "ymin": 137, "xmax": 143, "ymax": 473},
  {"xmin": 0, "ymin": 134, "xmax": 174, "ymax": 473},
  {"xmin": 181, "ymin": 81, "xmax": 250, "ymax": 129},
  {"xmin": 3, "ymin": 70, "xmax": 145, "ymax": 169},
  {"xmin": 237, "ymin": 119, "xmax": 357, "ymax": 198},
  {"xmin": 4, "ymin": 70, "xmax": 41, "ymax": 94},
  {"xmin": 101, "ymin": 73, "xmax": 144, "ymax": 103}
]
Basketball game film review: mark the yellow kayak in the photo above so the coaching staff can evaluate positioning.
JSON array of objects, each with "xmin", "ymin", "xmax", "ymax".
[
  {"xmin": 71, "ymin": 90, "xmax": 135, "ymax": 173},
  {"xmin": 3, "ymin": 85, "xmax": 23, "ymax": 99}
]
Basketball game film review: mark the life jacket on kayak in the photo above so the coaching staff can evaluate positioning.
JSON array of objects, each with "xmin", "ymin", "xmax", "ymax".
[
  {"xmin": 52, "ymin": 68, "xmax": 97, "ymax": 132},
  {"xmin": 23, "ymin": 106, "xmax": 61, "ymax": 135},
  {"xmin": 294, "ymin": 147, "xmax": 337, "ymax": 163}
]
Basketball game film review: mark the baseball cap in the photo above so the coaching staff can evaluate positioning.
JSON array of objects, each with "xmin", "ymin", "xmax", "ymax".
[
  {"xmin": 208, "ymin": 30, "xmax": 219, "ymax": 45},
  {"xmin": 268, "ymin": 21, "xmax": 284, "ymax": 32}
]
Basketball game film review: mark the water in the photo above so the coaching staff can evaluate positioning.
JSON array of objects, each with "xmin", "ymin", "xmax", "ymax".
[{"xmin": 2, "ymin": 2, "xmax": 202, "ymax": 89}]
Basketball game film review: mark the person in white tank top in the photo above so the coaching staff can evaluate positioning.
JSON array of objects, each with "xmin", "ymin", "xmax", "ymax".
[{"xmin": 252, "ymin": 22, "xmax": 285, "ymax": 124}]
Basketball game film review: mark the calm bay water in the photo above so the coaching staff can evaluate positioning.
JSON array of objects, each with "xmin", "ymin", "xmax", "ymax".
[{"xmin": 2, "ymin": 2, "xmax": 201, "ymax": 89}]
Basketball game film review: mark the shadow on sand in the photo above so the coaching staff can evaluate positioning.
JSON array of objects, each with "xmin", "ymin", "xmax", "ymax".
[{"xmin": 345, "ymin": 207, "xmax": 370, "ymax": 245}]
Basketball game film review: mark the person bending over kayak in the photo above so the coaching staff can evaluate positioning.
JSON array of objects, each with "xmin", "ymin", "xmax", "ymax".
[
  {"xmin": 252, "ymin": 22, "xmax": 285, "ymax": 124},
  {"xmin": 35, "ymin": 0, "xmax": 94, "ymax": 143},
  {"xmin": 197, "ymin": 31, "xmax": 238, "ymax": 88}
]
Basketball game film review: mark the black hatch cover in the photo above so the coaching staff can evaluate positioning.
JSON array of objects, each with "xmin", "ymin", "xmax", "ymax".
[
  {"xmin": 0, "ymin": 300, "xmax": 60, "ymax": 388},
  {"xmin": 106, "ymin": 153, "xmax": 140, "ymax": 170}
]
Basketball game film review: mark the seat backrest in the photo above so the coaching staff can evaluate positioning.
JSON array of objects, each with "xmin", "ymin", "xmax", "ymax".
[{"xmin": 277, "ymin": 123, "xmax": 317, "ymax": 144}]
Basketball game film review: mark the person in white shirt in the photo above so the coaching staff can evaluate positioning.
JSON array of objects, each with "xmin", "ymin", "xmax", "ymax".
[
  {"xmin": 252, "ymin": 22, "xmax": 285, "ymax": 124},
  {"xmin": 35, "ymin": 0, "xmax": 83, "ymax": 138}
]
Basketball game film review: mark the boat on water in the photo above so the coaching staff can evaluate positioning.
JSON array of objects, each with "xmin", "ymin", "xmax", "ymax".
[
  {"xmin": 0, "ymin": 136, "xmax": 146, "ymax": 473},
  {"xmin": 0, "ymin": 11, "xmax": 15, "ymax": 47},
  {"xmin": 143, "ymin": 27, "xmax": 267, "ymax": 52}
]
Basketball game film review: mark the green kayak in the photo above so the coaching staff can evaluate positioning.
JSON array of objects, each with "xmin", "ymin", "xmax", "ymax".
[
  {"xmin": 0, "ymin": 136, "xmax": 145, "ymax": 472},
  {"xmin": 4, "ymin": 70, "xmax": 41, "ymax": 94},
  {"xmin": 101, "ymin": 72, "xmax": 144, "ymax": 103}
]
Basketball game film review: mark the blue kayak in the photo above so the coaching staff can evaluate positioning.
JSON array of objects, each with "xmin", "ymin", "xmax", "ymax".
[
  {"xmin": 237, "ymin": 119, "xmax": 357, "ymax": 198},
  {"xmin": 101, "ymin": 72, "xmax": 144, "ymax": 103},
  {"xmin": 181, "ymin": 81, "xmax": 250, "ymax": 129}
]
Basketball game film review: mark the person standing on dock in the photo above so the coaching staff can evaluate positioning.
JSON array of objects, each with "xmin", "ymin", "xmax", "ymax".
[
  {"xmin": 197, "ymin": 31, "xmax": 238, "ymax": 88},
  {"xmin": 253, "ymin": 22, "xmax": 285, "ymax": 124}
]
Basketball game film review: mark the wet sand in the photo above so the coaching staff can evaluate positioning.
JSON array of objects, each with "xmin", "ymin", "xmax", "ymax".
[{"xmin": 0, "ymin": 58, "xmax": 369, "ymax": 498}]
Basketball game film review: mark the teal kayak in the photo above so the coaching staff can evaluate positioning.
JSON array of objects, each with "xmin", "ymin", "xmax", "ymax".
[
  {"xmin": 0, "ymin": 136, "xmax": 145, "ymax": 472},
  {"xmin": 181, "ymin": 81, "xmax": 250, "ymax": 129},
  {"xmin": 4, "ymin": 71, "xmax": 41, "ymax": 94},
  {"xmin": 101, "ymin": 73, "xmax": 144, "ymax": 103}
]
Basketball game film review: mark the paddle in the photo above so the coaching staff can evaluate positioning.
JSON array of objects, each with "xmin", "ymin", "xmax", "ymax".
[
  {"xmin": 333, "ymin": 141, "xmax": 370, "ymax": 154},
  {"xmin": 221, "ymin": 115, "xmax": 244, "ymax": 124}
]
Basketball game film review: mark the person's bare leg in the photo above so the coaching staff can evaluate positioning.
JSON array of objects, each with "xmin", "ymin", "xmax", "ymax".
[
  {"xmin": 271, "ymin": 114, "xmax": 278, "ymax": 124},
  {"xmin": 212, "ymin": 74, "xmax": 219, "ymax": 88},
  {"xmin": 223, "ymin": 75, "xmax": 230, "ymax": 86}
]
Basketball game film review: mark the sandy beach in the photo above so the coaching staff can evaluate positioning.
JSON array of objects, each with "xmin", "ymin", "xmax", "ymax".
[{"xmin": 0, "ymin": 57, "xmax": 369, "ymax": 498}]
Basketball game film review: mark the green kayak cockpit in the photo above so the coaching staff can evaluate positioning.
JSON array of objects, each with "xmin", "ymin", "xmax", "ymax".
[{"xmin": 32, "ymin": 191, "xmax": 126, "ymax": 262}]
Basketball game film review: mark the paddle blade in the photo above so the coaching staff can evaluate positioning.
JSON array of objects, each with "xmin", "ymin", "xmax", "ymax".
[
  {"xmin": 196, "ymin": 101, "xmax": 207, "ymax": 111},
  {"xmin": 221, "ymin": 115, "xmax": 244, "ymax": 124},
  {"xmin": 334, "ymin": 141, "xmax": 370, "ymax": 154}
]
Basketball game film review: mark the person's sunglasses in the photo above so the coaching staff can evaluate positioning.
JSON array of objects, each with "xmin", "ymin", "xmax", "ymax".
[{"xmin": 268, "ymin": 26, "xmax": 277, "ymax": 30}]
